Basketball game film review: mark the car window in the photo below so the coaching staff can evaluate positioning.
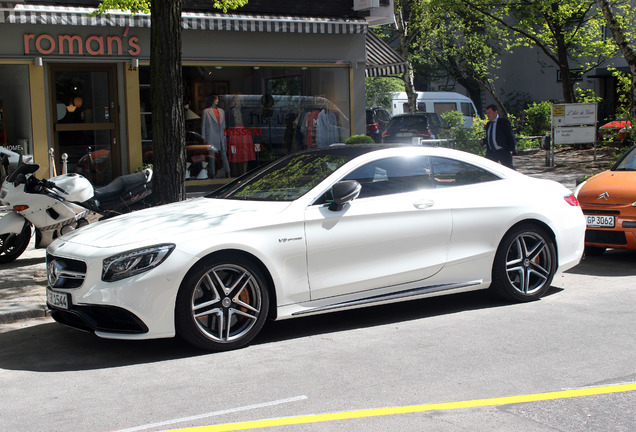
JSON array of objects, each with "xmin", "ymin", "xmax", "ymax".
[
  {"xmin": 433, "ymin": 102, "xmax": 456, "ymax": 115},
  {"xmin": 376, "ymin": 109, "xmax": 391, "ymax": 122},
  {"xmin": 431, "ymin": 157, "xmax": 501, "ymax": 187},
  {"xmin": 460, "ymin": 102, "xmax": 476, "ymax": 117},
  {"xmin": 613, "ymin": 147, "xmax": 636, "ymax": 171},
  {"xmin": 214, "ymin": 148, "xmax": 370, "ymax": 201},
  {"xmin": 387, "ymin": 116, "xmax": 428, "ymax": 131},
  {"xmin": 427, "ymin": 114, "xmax": 442, "ymax": 128},
  {"xmin": 343, "ymin": 156, "xmax": 434, "ymax": 198}
]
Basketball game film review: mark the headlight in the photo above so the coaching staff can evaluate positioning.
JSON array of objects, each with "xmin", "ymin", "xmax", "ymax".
[{"xmin": 102, "ymin": 244, "xmax": 175, "ymax": 282}]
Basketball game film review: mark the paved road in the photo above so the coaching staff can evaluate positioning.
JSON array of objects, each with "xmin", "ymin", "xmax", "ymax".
[{"xmin": 1, "ymin": 249, "xmax": 635, "ymax": 432}]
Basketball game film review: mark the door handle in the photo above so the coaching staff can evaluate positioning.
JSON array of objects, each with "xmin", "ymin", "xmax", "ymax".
[{"xmin": 413, "ymin": 199, "xmax": 434, "ymax": 209}]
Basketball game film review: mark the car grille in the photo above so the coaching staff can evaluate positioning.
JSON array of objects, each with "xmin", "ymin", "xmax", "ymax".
[
  {"xmin": 49, "ymin": 305, "xmax": 149, "ymax": 334},
  {"xmin": 585, "ymin": 230, "xmax": 627, "ymax": 245},
  {"xmin": 582, "ymin": 209, "xmax": 620, "ymax": 215},
  {"xmin": 46, "ymin": 254, "xmax": 87, "ymax": 289}
]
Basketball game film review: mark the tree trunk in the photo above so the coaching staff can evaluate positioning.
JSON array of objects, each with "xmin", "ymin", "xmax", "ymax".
[
  {"xmin": 151, "ymin": 0, "xmax": 186, "ymax": 205},
  {"xmin": 599, "ymin": 0, "xmax": 636, "ymax": 119},
  {"xmin": 395, "ymin": 2, "xmax": 418, "ymax": 113}
]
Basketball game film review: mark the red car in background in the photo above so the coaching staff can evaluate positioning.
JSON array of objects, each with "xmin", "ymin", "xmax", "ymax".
[{"xmin": 598, "ymin": 120, "xmax": 632, "ymax": 144}]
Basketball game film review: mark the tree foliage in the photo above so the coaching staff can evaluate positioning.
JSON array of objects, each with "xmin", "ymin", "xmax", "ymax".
[
  {"xmin": 365, "ymin": 77, "xmax": 404, "ymax": 109},
  {"xmin": 459, "ymin": 0, "xmax": 617, "ymax": 103},
  {"xmin": 421, "ymin": 0, "xmax": 507, "ymax": 115},
  {"xmin": 598, "ymin": 0, "xmax": 636, "ymax": 118}
]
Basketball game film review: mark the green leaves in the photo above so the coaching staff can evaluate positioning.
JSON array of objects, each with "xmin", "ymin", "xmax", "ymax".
[{"xmin": 92, "ymin": 0, "xmax": 247, "ymax": 16}]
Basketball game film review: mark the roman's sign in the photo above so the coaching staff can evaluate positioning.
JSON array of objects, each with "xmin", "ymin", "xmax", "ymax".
[{"xmin": 23, "ymin": 27, "xmax": 140, "ymax": 56}]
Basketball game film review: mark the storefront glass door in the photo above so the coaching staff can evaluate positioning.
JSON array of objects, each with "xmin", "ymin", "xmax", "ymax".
[{"xmin": 51, "ymin": 64, "xmax": 119, "ymax": 185}]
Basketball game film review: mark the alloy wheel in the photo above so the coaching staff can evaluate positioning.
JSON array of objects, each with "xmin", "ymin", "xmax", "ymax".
[{"xmin": 190, "ymin": 263, "xmax": 263, "ymax": 343}]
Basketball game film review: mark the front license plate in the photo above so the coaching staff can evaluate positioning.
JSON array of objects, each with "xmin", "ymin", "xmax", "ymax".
[
  {"xmin": 586, "ymin": 215, "xmax": 615, "ymax": 228},
  {"xmin": 47, "ymin": 288, "xmax": 69, "ymax": 310}
]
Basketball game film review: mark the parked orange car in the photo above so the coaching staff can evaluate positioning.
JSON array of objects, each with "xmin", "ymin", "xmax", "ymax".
[{"xmin": 575, "ymin": 145, "xmax": 636, "ymax": 255}]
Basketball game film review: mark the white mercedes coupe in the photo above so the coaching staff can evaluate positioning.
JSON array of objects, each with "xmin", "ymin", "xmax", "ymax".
[{"xmin": 46, "ymin": 145, "xmax": 585, "ymax": 351}]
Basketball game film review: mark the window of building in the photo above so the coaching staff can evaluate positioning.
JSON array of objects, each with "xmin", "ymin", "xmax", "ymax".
[
  {"xmin": 0, "ymin": 65, "xmax": 33, "ymax": 159},
  {"xmin": 139, "ymin": 65, "xmax": 350, "ymax": 180}
]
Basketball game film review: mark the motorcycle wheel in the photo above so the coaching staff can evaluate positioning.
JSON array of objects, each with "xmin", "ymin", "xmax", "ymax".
[{"xmin": 0, "ymin": 223, "xmax": 32, "ymax": 264}]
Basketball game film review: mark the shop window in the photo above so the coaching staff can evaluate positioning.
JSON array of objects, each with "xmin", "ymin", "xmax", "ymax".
[
  {"xmin": 140, "ymin": 65, "xmax": 350, "ymax": 180},
  {"xmin": 52, "ymin": 65, "xmax": 119, "ymax": 186},
  {"xmin": 0, "ymin": 65, "xmax": 34, "ymax": 159}
]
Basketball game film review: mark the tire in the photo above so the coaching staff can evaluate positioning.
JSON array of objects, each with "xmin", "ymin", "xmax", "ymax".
[
  {"xmin": 0, "ymin": 223, "xmax": 32, "ymax": 264},
  {"xmin": 491, "ymin": 224, "xmax": 556, "ymax": 302},
  {"xmin": 175, "ymin": 254, "xmax": 269, "ymax": 351},
  {"xmin": 584, "ymin": 246, "xmax": 606, "ymax": 257}
]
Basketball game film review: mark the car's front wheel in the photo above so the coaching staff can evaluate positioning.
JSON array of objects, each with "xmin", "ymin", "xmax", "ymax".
[
  {"xmin": 491, "ymin": 224, "xmax": 556, "ymax": 302},
  {"xmin": 175, "ymin": 254, "xmax": 269, "ymax": 351}
]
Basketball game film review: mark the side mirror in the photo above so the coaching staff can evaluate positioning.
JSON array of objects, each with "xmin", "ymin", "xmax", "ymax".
[{"xmin": 328, "ymin": 180, "xmax": 361, "ymax": 211}]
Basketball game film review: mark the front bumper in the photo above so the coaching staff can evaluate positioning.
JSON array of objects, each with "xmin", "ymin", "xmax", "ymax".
[
  {"xmin": 582, "ymin": 206, "xmax": 636, "ymax": 250},
  {"xmin": 46, "ymin": 243, "xmax": 194, "ymax": 341}
]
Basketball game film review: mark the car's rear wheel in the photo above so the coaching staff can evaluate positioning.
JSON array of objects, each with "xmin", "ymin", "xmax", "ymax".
[
  {"xmin": 491, "ymin": 224, "xmax": 556, "ymax": 302},
  {"xmin": 584, "ymin": 246, "xmax": 606, "ymax": 256},
  {"xmin": 0, "ymin": 223, "xmax": 32, "ymax": 264},
  {"xmin": 175, "ymin": 254, "xmax": 269, "ymax": 351}
]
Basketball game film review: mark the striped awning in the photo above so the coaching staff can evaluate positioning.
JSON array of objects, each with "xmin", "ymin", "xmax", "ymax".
[
  {"xmin": 366, "ymin": 31, "xmax": 406, "ymax": 77},
  {"xmin": 0, "ymin": 3, "xmax": 368, "ymax": 34}
]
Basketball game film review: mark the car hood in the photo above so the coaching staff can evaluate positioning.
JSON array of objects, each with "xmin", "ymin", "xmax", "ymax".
[
  {"xmin": 578, "ymin": 170, "xmax": 636, "ymax": 205},
  {"xmin": 57, "ymin": 198, "xmax": 290, "ymax": 248}
]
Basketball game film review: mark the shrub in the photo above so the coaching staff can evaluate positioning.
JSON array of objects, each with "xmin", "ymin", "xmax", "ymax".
[
  {"xmin": 439, "ymin": 111, "xmax": 485, "ymax": 155},
  {"xmin": 345, "ymin": 134, "xmax": 376, "ymax": 144},
  {"xmin": 521, "ymin": 101, "xmax": 551, "ymax": 137}
]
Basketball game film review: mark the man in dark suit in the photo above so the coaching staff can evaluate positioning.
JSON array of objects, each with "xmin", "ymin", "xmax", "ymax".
[{"xmin": 480, "ymin": 104, "xmax": 516, "ymax": 169}]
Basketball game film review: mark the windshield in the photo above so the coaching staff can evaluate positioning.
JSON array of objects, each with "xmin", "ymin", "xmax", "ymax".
[
  {"xmin": 5, "ymin": 163, "xmax": 39, "ymax": 183},
  {"xmin": 210, "ymin": 147, "xmax": 374, "ymax": 201},
  {"xmin": 613, "ymin": 146, "xmax": 636, "ymax": 171}
]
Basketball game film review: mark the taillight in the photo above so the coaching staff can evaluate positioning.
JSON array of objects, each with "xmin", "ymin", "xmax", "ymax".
[
  {"xmin": 564, "ymin": 194, "xmax": 580, "ymax": 207},
  {"xmin": 366, "ymin": 122, "xmax": 379, "ymax": 132},
  {"xmin": 13, "ymin": 205, "xmax": 30, "ymax": 211},
  {"xmin": 382, "ymin": 131, "xmax": 391, "ymax": 138},
  {"xmin": 416, "ymin": 130, "xmax": 432, "ymax": 138}
]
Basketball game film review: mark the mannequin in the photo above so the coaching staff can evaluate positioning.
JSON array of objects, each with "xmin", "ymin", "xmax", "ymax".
[
  {"xmin": 227, "ymin": 94, "xmax": 256, "ymax": 176},
  {"xmin": 201, "ymin": 94, "xmax": 231, "ymax": 178}
]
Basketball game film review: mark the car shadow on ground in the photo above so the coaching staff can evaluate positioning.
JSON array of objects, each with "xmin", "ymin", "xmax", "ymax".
[
  {"xmin": 568, "ymin": 249, "xmax": 636, "ymax": 277},
  {"xmin": 0, "ymin": 255, "xmax": 45, "ymax": 269},
  {"xmin": 256, "ymin": 287, "xmax": 563, "ymax": 346},
  {"xmin": 0, "ymin": 287, "xmax": 561, "ymax": 373}
]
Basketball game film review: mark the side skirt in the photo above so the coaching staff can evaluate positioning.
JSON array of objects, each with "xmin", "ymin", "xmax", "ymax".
[{"xmin": 291, "ymin": 280, "xmax": 483, "ymax": 317}]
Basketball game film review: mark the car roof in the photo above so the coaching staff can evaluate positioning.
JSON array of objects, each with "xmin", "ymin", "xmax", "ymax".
[{"xmin": 392, "ymin": 112, "xmax": 439, "ymax": 117}]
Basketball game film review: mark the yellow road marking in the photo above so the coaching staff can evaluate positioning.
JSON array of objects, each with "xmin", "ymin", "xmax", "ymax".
[{"xmin": 169, "ymin": 382, "xmax": 636, "ymax": 432}]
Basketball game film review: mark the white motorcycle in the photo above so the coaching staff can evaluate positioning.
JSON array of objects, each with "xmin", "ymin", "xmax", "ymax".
[{"xmin": 0, "ymin": 163, "xmax": 152, "ymax": 263}]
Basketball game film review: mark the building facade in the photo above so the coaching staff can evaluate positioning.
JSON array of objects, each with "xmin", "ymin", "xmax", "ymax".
[{"xmin": 0, "ymin": 0, "xmax": 401, "ymax": 184}]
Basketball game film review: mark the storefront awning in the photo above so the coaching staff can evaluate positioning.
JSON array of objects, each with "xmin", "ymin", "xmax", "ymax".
[
  {"xmin": 0, "ymin": 3, "xmax": 368, "ymax": 34},
  {"xmin": 365, "ymin": 32, "xmax": 406, "ymax": 77}
]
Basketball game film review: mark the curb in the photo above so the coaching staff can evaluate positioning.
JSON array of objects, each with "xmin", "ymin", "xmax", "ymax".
[{"xmin": 0, "ymin": 303, "xmax": 48, "ymax": 324}]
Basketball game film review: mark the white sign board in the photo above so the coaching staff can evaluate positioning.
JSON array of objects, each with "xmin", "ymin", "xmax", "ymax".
[
  {"xmin": 553, "ymin": 126, "xmax": 597, "ymax": 145},
  {"xmin": 552, "ymin": 103, "xmax": 597, "ymax": 127}
]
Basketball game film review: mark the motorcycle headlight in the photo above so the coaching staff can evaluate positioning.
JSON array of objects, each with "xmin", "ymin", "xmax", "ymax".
[{"xmin": 102, "ymin": 244, "xmax": 175, "ymax": 282}]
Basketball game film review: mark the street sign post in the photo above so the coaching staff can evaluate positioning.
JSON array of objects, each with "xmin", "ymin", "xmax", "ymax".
[{"xmin": 550, "ymin": 103, "xmax": 598, "ymax": 166}]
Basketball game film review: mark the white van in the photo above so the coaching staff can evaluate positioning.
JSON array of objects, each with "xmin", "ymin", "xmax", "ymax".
[{"xmin": 390, "ymin": 91, "xmax": 478, "ymax": 127}]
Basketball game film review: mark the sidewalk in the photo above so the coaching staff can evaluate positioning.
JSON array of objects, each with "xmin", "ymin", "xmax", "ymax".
[{"xmin": 0, "ymin": 147, "xmax": 615, "ymax": 325}]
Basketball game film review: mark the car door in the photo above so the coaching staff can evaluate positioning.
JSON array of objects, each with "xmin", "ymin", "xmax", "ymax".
[{"xmin": 304, "ymin": 155, "xmax": 452, "ymax": 300}]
